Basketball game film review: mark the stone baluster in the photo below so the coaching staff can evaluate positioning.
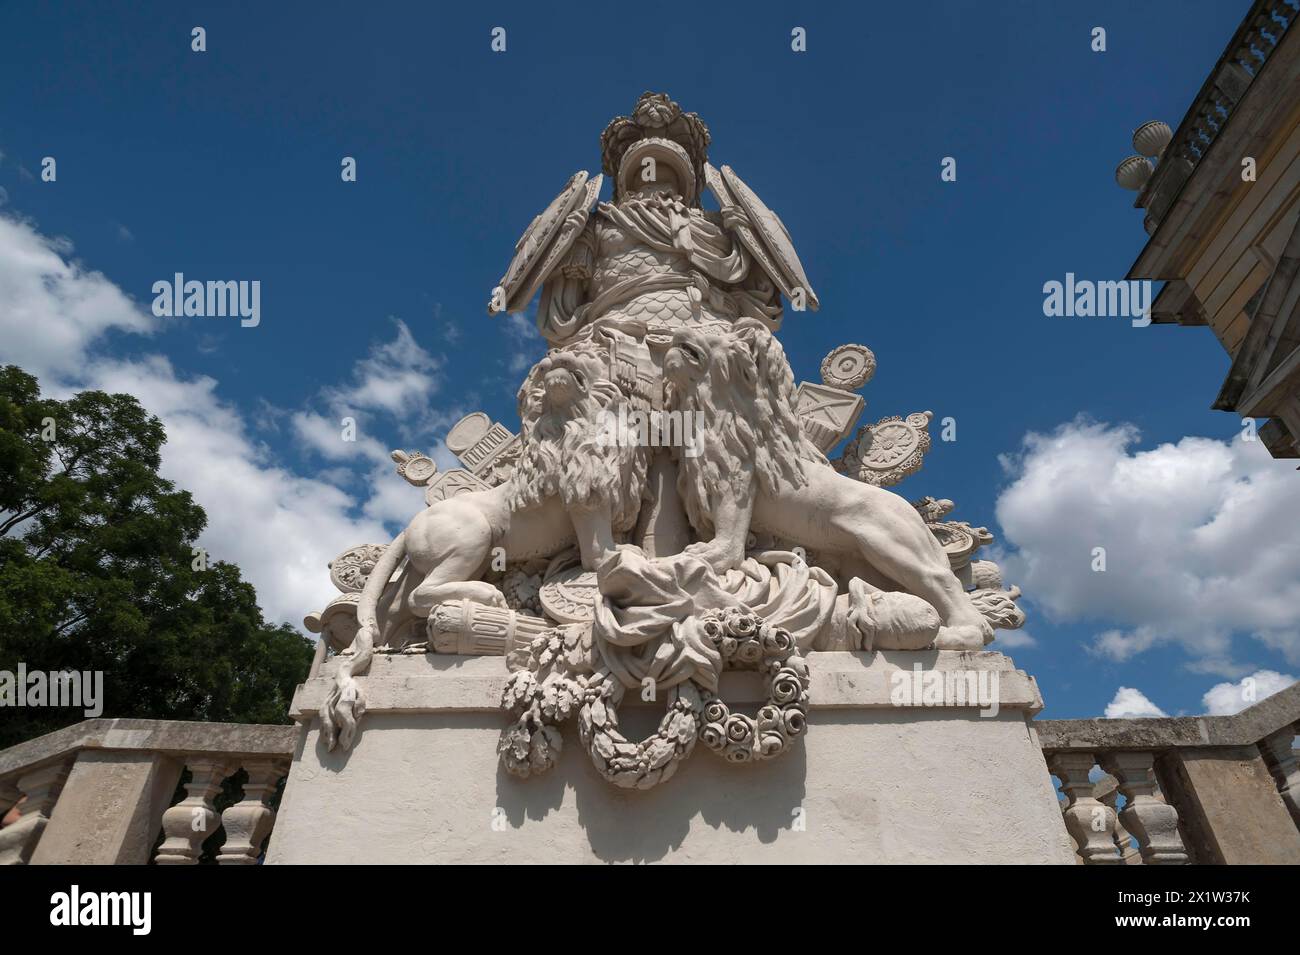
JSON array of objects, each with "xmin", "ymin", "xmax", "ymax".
[
  {"xmin": 1259, "ymin": 725, "xmax": 1300, "ymax": 829},
  {"xmin": 0, "ymin": 761, "xmax": 71, "ymax": 865},
  {"xmin": 1050, "ymin": 753, "xmax": 1122, "ymax": 864},
  {"xmin": 154, "ymin": 757, "xmax": 235, "ymax": 865},
  {"xmin": 1095, "ymin": 774, "xmax": 1141, "ymax": 864},
  {"xmin": 1100, "ymin": 752, "xmax": 1188, "ymax": 864},
  {"xmin": 217, "ymin": 759, "xmax": 288, "ymax": 865}
]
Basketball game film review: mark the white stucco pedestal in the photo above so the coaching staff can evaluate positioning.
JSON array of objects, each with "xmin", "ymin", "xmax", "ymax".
[{"xmin": 266, "ymin": 650, "xmax": 1076, "ymax": 864}]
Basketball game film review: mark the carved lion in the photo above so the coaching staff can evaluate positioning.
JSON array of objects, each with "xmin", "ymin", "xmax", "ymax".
[
  {"xmin": 508, "ymin": 339, "xmax": 648, "ymax": 533},
  {"xmin": 322, "ymin": 341, "xmax": 647, "ymax": 752},
  {"xmin": 664, "ymin": 319, "xmax": 994, "ymax": 651}
]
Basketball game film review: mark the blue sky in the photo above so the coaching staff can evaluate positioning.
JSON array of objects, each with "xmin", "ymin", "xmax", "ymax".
[{"xmin": 2, "ymin": 0, "xmax": 1297, "ymax": 720}]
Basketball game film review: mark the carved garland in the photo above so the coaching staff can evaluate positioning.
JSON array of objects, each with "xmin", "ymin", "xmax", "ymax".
[{"xmin": 497, "ymin": 608, "xmax": 811, "ymax": 789}]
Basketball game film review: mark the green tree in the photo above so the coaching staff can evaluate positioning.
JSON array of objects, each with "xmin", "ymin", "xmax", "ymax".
[{"xmin": 0, "ymin": 365, "xmax": 313, "ymax": 749}]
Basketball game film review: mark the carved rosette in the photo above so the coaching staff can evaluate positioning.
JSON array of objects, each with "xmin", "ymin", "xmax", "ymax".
[{"xmin": 839, "ymin": 412, "xmax": 933, "ymax": 486}]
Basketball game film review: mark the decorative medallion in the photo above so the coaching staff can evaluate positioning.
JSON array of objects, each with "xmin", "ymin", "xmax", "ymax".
[
  {"xmin": 391, "ymin": 450, "xmax": 437, "ymax": 487},
  {"xmin": 839, "ymin": 411, "xmax": 932, "ymax": 486},
  {"xmin": 538, "ymin": 563, "xmax": 600, "ymax": 623},
  {"xmin": 820, "ymin": 344, "xmax": 876, "ymax": 391},
  {"xmin": 328, "ymin": 544, "xmax": 388, "ymax": 593}
]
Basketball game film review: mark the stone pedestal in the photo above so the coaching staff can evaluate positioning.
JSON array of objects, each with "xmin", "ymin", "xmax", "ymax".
[{"xmin": 267, "ymin": 650, "xmax": 1076, "ymax": 864}]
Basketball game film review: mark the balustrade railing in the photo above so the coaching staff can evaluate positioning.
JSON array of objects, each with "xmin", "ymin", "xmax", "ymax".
[
  {"xmin": 3, "ymin": 685, "xmax": 1297, "ymax": 865},
  {"xmin": 1038, "ymin": 682, "xmax": 1300, "ymax": 864},
  {"xmin": 0, "ymin": 719, "xmax": 293, "ymax": 866},
  {"xmin": 1135, "ymin": 0, "xmax": 1297, "ymax": 231}
]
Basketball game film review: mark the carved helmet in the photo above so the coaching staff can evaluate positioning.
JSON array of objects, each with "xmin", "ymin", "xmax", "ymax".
[
  {"xmin": 601, "ymin": 91, "xmax": 710, "ymax": 205},
  {"xmin": 617, "ymin": 138, "xmax": 696, "ymax": 204}
]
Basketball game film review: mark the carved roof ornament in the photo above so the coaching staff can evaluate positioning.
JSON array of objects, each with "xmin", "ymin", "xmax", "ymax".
[{"xmin": 820, "ymin": 344, "xmax": 876, "ymax": 390}]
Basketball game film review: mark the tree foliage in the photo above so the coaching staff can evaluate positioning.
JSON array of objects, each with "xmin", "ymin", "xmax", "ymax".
[{"xmin": 0, "ymin": 365, "xmax": 313, "ymax": 749}]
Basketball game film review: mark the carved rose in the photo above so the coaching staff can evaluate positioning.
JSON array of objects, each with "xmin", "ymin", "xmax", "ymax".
[
  {"xmin": 700, "ymin": 723, "xmax": 726, "ymax": 750},
  {"xmin": 724, "ymin": 714, "xmax": 753, "ymax": 745},
  {"xmin": 723, "ymin": 743, "xmax": 753, "ymax": 764},
  {"xmin": 771, "ymin": 669, "xmax": 804, "ymax": 706}
]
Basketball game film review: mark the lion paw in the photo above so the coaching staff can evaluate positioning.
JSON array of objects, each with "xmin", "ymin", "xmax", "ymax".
[
  {"xmin": 322, "ymin": 675, "xmax": 366, "ymax": 751},
  {"xmin": 684, "ymin": 540, "xmax": 743, "ymax": 574},
  {"xmin": 933, "ymin": 624, "xmax": 992, "ymax": 651}
]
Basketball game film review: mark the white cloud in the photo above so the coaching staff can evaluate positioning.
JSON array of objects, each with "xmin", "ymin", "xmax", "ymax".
[
  {"xmin": 996, "ymin": 419, "xmax": 1300, "ymax": 670},
  {"xmin": 0, "ymin": 213, "xmax": 156, "ymax": 379},
  {"xmin": 993, "ymin": 629, "xmax": 1037, "ymax": 649},
  {"xmin": 0, "ymin": 210, "xmax": 429, "ymax": 626},
  {"xmin": 1201, "ymin": 669, "xmax": 1296, "ymax": 716},
  {"xmin": 85, "ymin": 356, "xmax": 391, "ymax": 625},
  {"xmin": 502, "ymin": 311, "xmax": 544, "ymax": 373},
  {"xmin": 1104, "ymin": 686, "xmax": 1168, "ymax": 719},
  {"xmin": 325, "ymin": 317, "xmax": 442, "ymax": 418},
  {"xmin": 290, "ymin": 410, "xmax": 389, "ymax": 464}
]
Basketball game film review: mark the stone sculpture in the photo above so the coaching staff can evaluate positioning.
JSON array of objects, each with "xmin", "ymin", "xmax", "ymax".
[{"xmin": 313, "ymin": 92, "xmax": 1027, "ymax": 787}]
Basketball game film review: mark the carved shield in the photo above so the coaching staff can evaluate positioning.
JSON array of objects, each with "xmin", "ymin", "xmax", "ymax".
[
  {"xmin": 719, "ymin": 164, "xmax": 819, "ymax": 311},
  {"xmin": 490, "ymin": 171, "xmax": 603, "ymax": 315}
]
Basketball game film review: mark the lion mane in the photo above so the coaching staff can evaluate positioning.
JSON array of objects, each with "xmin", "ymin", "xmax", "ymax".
[
  {"xmin": 666, "ymin": 319, "xmax": 826, "ymax": 535},
  {"xmin": 507, "ymin": 340, "xmax": 649, "ymax": 532}
]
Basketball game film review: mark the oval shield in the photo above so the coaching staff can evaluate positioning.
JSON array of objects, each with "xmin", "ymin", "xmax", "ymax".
[
  {"xmin": 490, "ymin": 171, "xmax": 602, "ymax": 314},
  {"xmin": 720, "ymin": 164, "xmax": 819, "ymax": 311}
]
